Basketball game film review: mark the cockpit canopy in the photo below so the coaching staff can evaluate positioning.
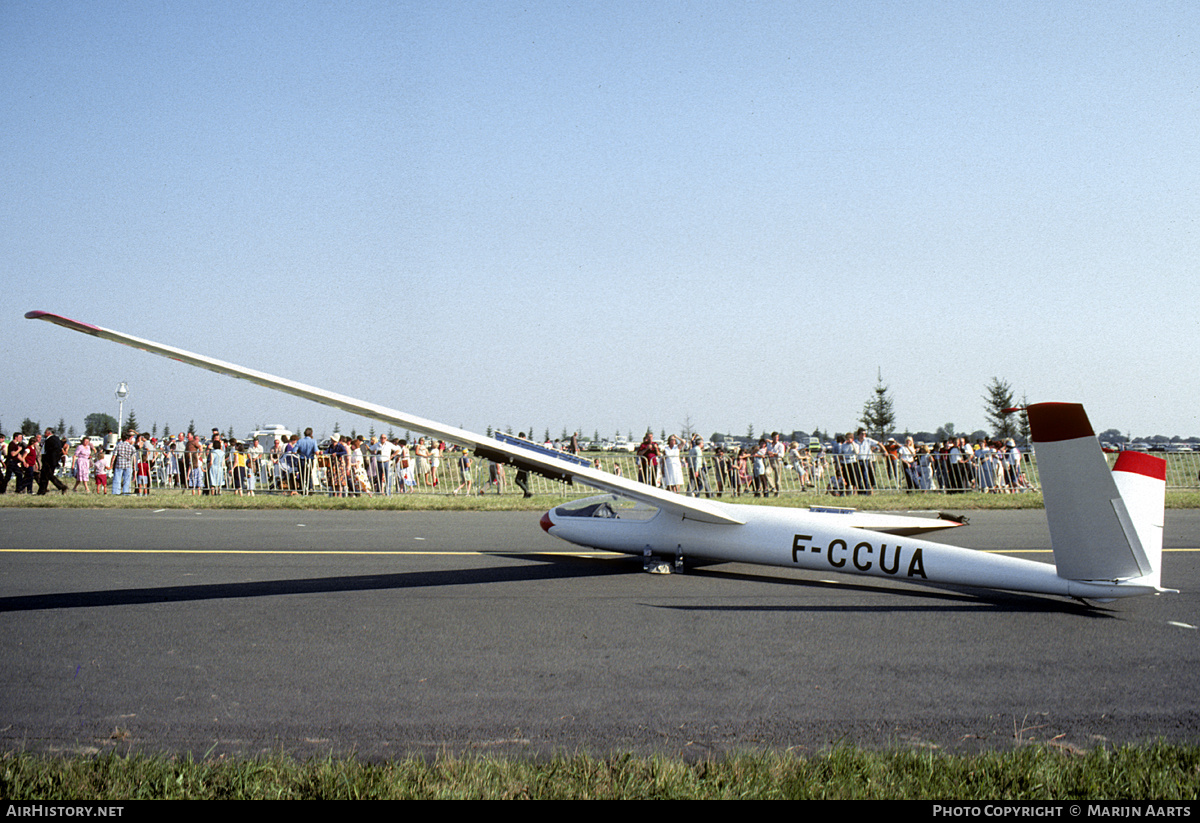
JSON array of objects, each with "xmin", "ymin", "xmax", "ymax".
[{"xmin": 552, "ymin": 494, "xmax": 659, "ymax": 521}]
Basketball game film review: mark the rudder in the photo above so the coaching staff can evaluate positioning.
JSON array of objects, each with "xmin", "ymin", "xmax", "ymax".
[{"xmin": 1111, "ymin": 450, "xmax": 1166, "ymax": 587}]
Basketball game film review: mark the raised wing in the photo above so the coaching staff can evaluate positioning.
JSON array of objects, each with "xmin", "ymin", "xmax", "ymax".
[{"xmin": 26, "ymin": 311, "xmax": 744, "ymax": 525}]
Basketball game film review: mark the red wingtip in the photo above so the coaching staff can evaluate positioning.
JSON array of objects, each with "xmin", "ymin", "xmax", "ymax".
[{"xmin": 25, "ymin": 311, "xmax": 103, "ymax": 334}]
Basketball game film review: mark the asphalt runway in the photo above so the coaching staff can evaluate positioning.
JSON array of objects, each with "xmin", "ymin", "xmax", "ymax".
[{"xmin": 1, "ymin": 507, "xmax": 1198, "ymax": 759}]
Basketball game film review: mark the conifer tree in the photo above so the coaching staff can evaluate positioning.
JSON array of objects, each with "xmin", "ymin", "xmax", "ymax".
[
  {"xmin": 983, "ymin": 378, "xmax": 1018, "ymax": 439},
  {"xmin": 860, "ymin": 369, "xmax": 896, "ymax": 440}
]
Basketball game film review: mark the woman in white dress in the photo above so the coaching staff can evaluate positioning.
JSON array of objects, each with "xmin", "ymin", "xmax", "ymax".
[{"xmin": 661, "ymin": 435, "xmax": 684, "ymax": 493}]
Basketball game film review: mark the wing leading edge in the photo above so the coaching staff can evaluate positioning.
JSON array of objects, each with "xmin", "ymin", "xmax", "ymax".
[{"xmin": 25, "ymin": 311, "xmax": 744, "ymax": 525}]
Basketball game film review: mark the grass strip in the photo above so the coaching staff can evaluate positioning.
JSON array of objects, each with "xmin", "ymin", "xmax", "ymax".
[{"xmin": 3, "ymin": 745, "xmax": 1198, "ymax": 800}]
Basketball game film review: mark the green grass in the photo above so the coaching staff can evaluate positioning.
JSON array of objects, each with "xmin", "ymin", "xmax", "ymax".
[{"xmin": 3, "ymin": 745, "xmax": 1198, "ymax": 799}]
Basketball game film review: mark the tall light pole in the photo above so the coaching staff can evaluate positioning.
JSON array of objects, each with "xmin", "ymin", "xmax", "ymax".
[{"xmin": 115, "ymin": 382, "xmax": 129, "ymax": 437}]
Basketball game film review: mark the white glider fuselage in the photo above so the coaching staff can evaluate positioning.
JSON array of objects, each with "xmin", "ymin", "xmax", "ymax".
[{"xmin": 540, "ymin": 495, "xmax": 1160, "ymax": 600}]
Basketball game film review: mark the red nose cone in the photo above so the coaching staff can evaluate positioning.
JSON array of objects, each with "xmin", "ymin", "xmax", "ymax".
[{"xmin": 540, "ymin": 511, "xmax": 553, "ymax": 532}]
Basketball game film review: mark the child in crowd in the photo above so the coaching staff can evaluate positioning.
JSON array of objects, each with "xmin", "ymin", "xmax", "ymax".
[{"xmin": 94, "ymin": 449, "xmax": 110, "ymax": 494}]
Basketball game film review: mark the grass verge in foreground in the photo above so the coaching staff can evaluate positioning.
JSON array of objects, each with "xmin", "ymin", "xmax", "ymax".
[
  {"xmin": 3, "ymin": 745, "xmax": 1198, "ymax": 800},
  {"xmin": 2, "ymin": 489, "xmax": 1199, "ymax": 510}
]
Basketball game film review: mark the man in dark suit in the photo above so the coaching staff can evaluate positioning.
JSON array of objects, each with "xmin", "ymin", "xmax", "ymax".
[{"xmin": 37, "ymin": 428, "xmax": 68, "ymax": 495}]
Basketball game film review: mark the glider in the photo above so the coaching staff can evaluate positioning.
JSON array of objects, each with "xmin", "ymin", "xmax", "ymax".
[{"xmin": 26, "ymin": 310, "xmax": 1170, "ymax": 601}]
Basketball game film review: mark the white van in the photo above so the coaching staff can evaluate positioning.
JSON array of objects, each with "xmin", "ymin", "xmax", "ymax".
[{"xmin": 247, "ymin": 424, "xmax": 293, "ymax": 451}]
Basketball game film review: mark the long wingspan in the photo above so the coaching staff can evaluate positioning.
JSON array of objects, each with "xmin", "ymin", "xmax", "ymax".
[{"xmin": 26, "ymin": 311, "xmax": 744, "ymax": 525}]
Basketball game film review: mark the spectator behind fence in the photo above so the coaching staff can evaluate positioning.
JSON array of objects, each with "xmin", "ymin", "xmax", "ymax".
[
  {"xmin": 296, "ymin": 428, "xmax": 317, "ymax": 494},
  {"xmin": 661, "ymin": 434, "xmax": 684, "ymax": 493},
  {"xmin": 635, "ymin": 432, "xmax": 659, "ymax": 487}
]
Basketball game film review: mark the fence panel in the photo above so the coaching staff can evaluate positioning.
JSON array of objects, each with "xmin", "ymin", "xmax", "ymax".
[
  {"xmin": 50, "ymin": 439, "xmax": 1200, "ymax": 496},
  {"xmin": 584, "ymin": 448, "xmax": 1041, "ymax": 497}
]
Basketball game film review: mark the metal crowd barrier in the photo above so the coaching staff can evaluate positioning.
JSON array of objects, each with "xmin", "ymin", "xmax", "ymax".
[
  {"xmin": 55, "ymin": 441, "xmax": 1200, "ymax": 496},
  {"xmin": 589, "ymin": 448, "xmax": 1042, "ymax": 497}
]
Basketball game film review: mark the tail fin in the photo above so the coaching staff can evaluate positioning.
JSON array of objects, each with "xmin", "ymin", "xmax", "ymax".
[{"xmin": 1028, "ymin": 403, "xmax": 1165, "ymax": 586}]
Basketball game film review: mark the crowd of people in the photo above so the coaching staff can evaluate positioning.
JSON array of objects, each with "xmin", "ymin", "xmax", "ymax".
[
  {"xmin": 0, "ymin": 428, "xmax": 74, "ymax": 496},
  {"xmin": 0, "ymin": 425, "xmax": 1035, "ymax": 499},
  {"xmin": 822, "ymin": 431, "xmax": 1032, "ymax": 496},
  {"xmin": 0, "ymin": 427, "xmax": 489, "ymax": 498},
  {"xmin": 625, "ymin": 430, "xmax": 1033, "ymax": 498}
]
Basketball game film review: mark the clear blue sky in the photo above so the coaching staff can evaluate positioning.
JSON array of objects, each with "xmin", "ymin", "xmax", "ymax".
[{"xmin": 4, "ymin": 1, "xmax": 1197, "ymax": 441}]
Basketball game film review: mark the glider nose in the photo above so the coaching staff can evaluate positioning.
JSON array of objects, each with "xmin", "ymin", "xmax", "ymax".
[{"xmin": 540, "ymin": 511, "xmax": 553, "ymax": 532}]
